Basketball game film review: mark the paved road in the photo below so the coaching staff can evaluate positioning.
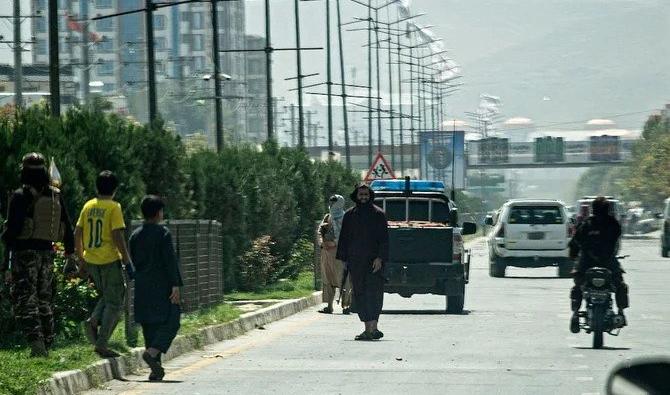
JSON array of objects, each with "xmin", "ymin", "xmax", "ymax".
[{"xmin": 86, "ymin": 238, "xmax": 670, "ymax": 395}]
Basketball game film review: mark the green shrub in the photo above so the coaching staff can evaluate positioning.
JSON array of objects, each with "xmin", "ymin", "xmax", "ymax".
[
  {"xmin": 272, "ymin": 238, "xmax": 315, "ymax": 282},
  {"xmin": 238, "ymin": 236, "xmax": 278, "ymax": 291},
  {"xmin": 52, "ymin": 249, "xmax": 98, "ymax": 339}
]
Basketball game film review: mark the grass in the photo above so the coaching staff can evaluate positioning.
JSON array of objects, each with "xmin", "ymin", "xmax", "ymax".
[
  {"xmin": 180, "ymin": 303, "xmax": 241, "ymax": 335},
  {"xmin": 0, "ymin": 272, "xmax": 317, "ymax": 394},
  {"xmin": 0, "ymin": 303, "xmax": 245, "ymax": 395},
  {"xmin": 0, "ymin": 325, "xmax": 131, "ymax": 395},
  {"xmin": 224, "ymin": 271, "xmax": 316, "ymax": 301}
]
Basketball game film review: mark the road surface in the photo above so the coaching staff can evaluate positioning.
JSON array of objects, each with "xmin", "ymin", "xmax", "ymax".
[{"xmin": 85, "ymin": 238, "xmax": 670, "ymax": 395}]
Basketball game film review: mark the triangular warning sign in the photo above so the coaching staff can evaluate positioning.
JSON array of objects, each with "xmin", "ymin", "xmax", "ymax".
[{"xmin": 364, "ymin": 152, "xmax": 396, "ymax": 182}]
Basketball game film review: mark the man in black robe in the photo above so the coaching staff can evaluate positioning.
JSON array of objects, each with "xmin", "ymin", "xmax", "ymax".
[
  {"xmin": 336, "ymin": 184, "xmax": 389, "ymax": 341},
  {"xmin": 129, "ymin": 195, "xmax": 183, "ymax": 381}
]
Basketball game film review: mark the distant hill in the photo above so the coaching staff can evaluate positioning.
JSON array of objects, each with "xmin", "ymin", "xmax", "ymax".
[{"xmin": 261, "ymin": 0, "xmax": 670, "ymax": 130}]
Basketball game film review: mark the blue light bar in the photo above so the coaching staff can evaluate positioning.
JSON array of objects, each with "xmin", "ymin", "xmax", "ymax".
[{"xmin": 370, "ymin": 179, "xmax": 446, "ymax": 193}]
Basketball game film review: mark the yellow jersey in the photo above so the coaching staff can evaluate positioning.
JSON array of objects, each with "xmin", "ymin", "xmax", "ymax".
[{"xmin": 76, "ymin": 198, "xmax": 126, "ymax": 265}]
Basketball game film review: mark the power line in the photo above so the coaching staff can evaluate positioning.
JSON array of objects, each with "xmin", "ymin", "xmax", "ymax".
[{"xmin": 497, "ymin": 109, "xmax": 660, "ymax": 133}]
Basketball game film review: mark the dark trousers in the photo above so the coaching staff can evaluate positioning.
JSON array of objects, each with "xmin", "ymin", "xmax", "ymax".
[
  {"xmin": 140, "ymin": 304, "xmax": 181, "ymax": 354},
  {"xmin": 351, "ymin": 265, "xmax": 384, "ymax": 322},
  {"xmin": 571, "ymin": 267, "xmax": 629, "ymax": 311},
  {"xmin": 9, "ymin": 250, "xmax": 55, "ymax": 344}
]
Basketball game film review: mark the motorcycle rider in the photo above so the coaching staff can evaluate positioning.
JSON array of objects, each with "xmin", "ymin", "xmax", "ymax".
[{"xmin": 568, "ymin": 196, "xmax": 629, "ymax": 334}]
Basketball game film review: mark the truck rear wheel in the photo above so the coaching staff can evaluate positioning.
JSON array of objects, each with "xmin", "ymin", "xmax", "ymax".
[
  {"xmin": 446, "ymin": 288, "xmax": 465, "ymax": 314},
  {"xmin": 662, "ymin": 246, "xmax": 669, "ymax": 258}
]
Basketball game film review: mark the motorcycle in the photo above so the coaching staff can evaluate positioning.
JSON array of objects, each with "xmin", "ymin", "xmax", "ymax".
[{"xmin": 576, "ymin": 256, "xmax": 628, "ymax": 349}]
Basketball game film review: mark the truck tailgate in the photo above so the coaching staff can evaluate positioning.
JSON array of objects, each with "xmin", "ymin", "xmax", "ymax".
[{"xmin": 389, "ymin": 227, "xmax": 453, "ymax": 263}]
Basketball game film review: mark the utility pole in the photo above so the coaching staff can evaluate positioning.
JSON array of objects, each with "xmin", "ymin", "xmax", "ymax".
[
  {"xmin": 396, "ymin": 26, "xmax": 404, "ymax": 174},
  {"xmin": 289, "ymin": 104, "xmax": 296, "ymax": 146},
  {"xmin": 306, "ymin": 110, "xmax": 319, "ymax": 147},
  {"xmin": 13, "ymin": 0, "xmax": 22, "ymax": 109},
  {"xmin": 294, "ymin": 0, "xmax": 305, "ymax": 148},
  {"xmin": 210, "ymin": 0, "xmax": 224, "ymax": 151},
  {"xmin": 386, "ymin": 18, "xmax": 395, "ymax": 168},
  {"xmin": 81, "ymin": 0, "xmax": 90, "ymax": 105},
  {"xmin": 325, "ymin": 0, "xmax": 333, "ymax": 153},
  {"xmin": 145, "ymin": 0, "xmax": 157, "ymax": 123},
  {"xmin": 374, "ymin": 8, "xmax": 381, "ymax": 151},
  {"xmin": 265, "ymin": 0, "xmax": 274, "ymax": 141},
  {"xmin": 409, "ymin": 45, "xmax": 415, "ymax": 174},
  {"xmin": 336, "ymin": 0, "xmax": 351, "ymax": 169},
  {"xmin": 48, "ymin": 0, "xmax": 61, "ymax": 116},
  {"xmin": 367, "ymin": 4, "xmax": 373, "ymax": 164}
]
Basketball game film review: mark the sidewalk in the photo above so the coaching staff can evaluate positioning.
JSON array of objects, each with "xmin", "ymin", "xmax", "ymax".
[
  {"xmin": 622, "ymin": 230, "xmax": 661, "ymax": 240},
  {"xmin": 38, "ymin": 292, "xmax": 322, "ymax": 395}
]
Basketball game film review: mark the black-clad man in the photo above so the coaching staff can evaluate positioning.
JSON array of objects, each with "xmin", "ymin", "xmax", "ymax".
[{"xmin": 337, "ymin": 184, "xmax": 389, "ymax": 341}]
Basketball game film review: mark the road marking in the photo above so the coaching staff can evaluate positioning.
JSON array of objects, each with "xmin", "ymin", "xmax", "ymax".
[{"xmin": 576, "ymin": 376, "xmax": 594, "ymax": 382}]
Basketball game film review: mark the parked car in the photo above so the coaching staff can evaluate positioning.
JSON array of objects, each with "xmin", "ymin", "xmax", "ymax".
[
  {"xmin": 662, "ymin": 198, "xmax": 670, "ymax": 258},
  {"xmin": 485, "ymin": 199, "xmax": 573, "ymax": 278}
]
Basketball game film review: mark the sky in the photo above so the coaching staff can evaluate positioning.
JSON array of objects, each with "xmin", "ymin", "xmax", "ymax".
[{"xmin": 1, "ymin": 0, "xmax": 668, "ymax": 131}]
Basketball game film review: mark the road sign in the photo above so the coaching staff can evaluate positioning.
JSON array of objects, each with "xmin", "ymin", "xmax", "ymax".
[
  {"xmin": 364, "ymin": 152, "xmax": 396, "ymax": 182},
  {"xmin": 479, "ymin": 137, "xmax": 510, "ymax": 164},
  {"xmin": 535, "ymin": 137, "xmax": 565, "ymax": 163},
  {"xmin": 590, "ymin": 135, "xmax": 620, "ymax": 162}
]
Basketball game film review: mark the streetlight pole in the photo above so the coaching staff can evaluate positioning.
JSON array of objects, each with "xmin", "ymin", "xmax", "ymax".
[
  {"xmin": 294, "ymin": 0, "xmax": 305, "ymax": 148},
  {"xmin": 325, "ymin": 0, "xmax": 333, "ymax": 153},
  {"xmin": 48, "ymin": 0, "xmax": 60, "ymax": 116},
  {"xmin": 336, "ymin": 0, "xmax": 351, "ymax": 169},
  {"xmin": 367, "ymin": 5, "xmax": 373, "ymax": 164},
  {"xmin": 210, "ymin": 0, "xmax": 224, "ymax": 152},
  {"xmin": 145, "ymin": 0, "xmax": 157, "ymax": 123},
  {"xmin": 13, "ymin": 0, "xmax": 22, "ymax": 109},
  {"xmin": 265, "ymin": 0, "xmax": 274, "ymax": 141}
]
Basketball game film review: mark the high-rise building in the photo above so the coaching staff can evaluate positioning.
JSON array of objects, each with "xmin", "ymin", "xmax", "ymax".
[
  {"xmin": 30, "ymin": 0, "xmax": 248, "ymax": 141},
  {"xmin": 243, "ymin": 34, "xmax": 268, "ymax": 144}
]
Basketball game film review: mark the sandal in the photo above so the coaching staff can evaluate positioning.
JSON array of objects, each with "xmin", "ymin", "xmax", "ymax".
[
  {"xmin": 372, "ymin": 329, "xmax": 384, "ymax": 340},
  {"xmin": 354, "ymin": 331, "xmax": 374, "ymax": 341},
  {"xmin": 318, "ymin": 307, "xmax": 333, "ymax": 314}
]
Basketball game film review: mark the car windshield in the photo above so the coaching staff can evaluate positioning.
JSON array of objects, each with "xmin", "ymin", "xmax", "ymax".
[{"xmin": 508, "ymin": 205, "xmax": 564, "ymax": 225}]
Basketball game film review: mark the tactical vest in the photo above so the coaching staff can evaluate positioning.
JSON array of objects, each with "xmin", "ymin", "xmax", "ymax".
[{"xmin": 16, "ymin": 186, "xmax": 65, "ymax": 242}]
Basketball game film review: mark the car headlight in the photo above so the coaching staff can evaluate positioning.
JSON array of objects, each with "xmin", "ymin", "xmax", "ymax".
[{"xmin": 591, "ymin": 278, "xmax": 606, "ymax": 287}]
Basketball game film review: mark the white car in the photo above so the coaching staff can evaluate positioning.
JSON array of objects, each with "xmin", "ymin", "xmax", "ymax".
[{"xmin": 485, "ymin": 199, "xmax": 573, "ymax": 278}]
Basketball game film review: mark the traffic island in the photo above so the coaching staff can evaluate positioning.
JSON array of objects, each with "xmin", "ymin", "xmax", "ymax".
[{"xmin": 37, "ymin": 292, "xmax": 321, "ymax": 395}]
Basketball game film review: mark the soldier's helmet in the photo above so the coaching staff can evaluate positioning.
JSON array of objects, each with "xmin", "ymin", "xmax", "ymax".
[{"xmin": 21, "ymin": 152, "xmax": 47, "ymax": 170}]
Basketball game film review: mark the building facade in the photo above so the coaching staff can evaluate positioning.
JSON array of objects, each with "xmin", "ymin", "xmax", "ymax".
[
  {"xmin": 31, "ymin": 0, "xmax": 248, "ymax": 140},
  {"xmin": 244, "ymin": 34, "xmax": 267, "ymax": 144}
]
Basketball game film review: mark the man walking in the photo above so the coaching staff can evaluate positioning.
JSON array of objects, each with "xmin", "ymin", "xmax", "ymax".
[
  {"xmin": 129, "ymin": 195, "xmax": 183, "ymax": 381},
  {"xmin": 75, "ymin": 171, "xmax": 132, "ymax": 358},
  {"xmin": 318, "ymin": 195, "xmax": 352, "ymax": 314},
  {"xmin": 337, "ymin": 184, "xmax": 389, "ymax": 340},
  {"xmin": 1, "ymin": 153, "xmax": 75, "ymax": 357}
]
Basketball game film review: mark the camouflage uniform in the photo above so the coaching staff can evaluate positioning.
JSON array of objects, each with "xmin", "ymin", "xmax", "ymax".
[{"xmin": 9, "ymin": 250, "xmax": 56, "ymax": 345}]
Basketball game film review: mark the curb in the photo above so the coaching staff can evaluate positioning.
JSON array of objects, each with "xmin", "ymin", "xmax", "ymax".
[
  {"xmin": 622, "ymin": 234, "xmax": 661, "ymax": 240},
  {"xmin": 38, "ymin": 291, "xmax": 322, "ymax": 395}
]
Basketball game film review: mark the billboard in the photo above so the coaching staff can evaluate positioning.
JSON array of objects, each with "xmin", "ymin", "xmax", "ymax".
[{"xmin": 419, "ymin": 130, "xmax": 465, "ymax": 189}]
